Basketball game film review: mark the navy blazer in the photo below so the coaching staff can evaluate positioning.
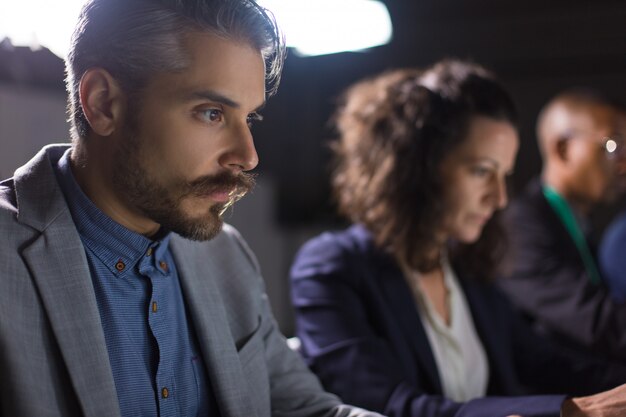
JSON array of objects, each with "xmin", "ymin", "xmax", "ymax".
[
  {"xmin": 290, "ymin": 225, "xmax": 626, "ymax": 417},
  {"xmin": 499, "ymin": 179, "xmax": 626, "ymax": 362}
]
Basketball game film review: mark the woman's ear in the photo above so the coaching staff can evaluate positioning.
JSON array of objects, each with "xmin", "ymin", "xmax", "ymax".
[{"xmin": 79, "ymin": 68, "xmax": 125, "ymax": 136}]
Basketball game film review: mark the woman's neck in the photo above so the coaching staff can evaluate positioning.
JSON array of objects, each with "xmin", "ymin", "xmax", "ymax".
[
  {"xmin": 402, "ymin": 253, "xmax": 451, "ymax": 326},
  {"xmin": 418, "ymin": 266, "xmax": 450, "ymax": 326}
]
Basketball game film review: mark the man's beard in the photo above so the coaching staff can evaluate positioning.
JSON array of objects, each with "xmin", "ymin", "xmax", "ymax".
[{"xmin": 111, "ymin": 130, "xmax": 255, "ymax": 241}]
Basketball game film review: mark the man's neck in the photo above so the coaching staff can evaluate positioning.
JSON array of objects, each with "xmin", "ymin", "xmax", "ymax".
[
  {"xmin": 69, "ymin": 144, "xmax": 161, "ymax": 237},
  {"xmin": 541, "ymin": 170, "xmax": 591, "ymax": 216}
]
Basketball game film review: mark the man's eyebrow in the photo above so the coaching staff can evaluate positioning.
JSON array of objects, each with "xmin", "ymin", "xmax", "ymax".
[
  {"xmin": 186, "ymin": 90, "xmax": 266, "ymax": 112},
  {"xmin": 187, "ymin": 90, "xmax": 240, "ymax": 108}
]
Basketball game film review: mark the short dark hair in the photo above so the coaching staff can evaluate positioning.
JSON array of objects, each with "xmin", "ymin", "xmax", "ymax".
[
  {"xmin": 66, "ymin": 0, "xmax": 286, "ymax": 141},
  {"xmin": 537, "ymin": 87, "xmax": 623, "ymax": 148},
  {"xmin": 331, "ymin": 59, "xmax": 517, "ymax": 279}
]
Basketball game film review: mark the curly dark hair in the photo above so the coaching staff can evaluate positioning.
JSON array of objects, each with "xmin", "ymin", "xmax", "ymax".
[{"xmin": 331, "ymin": 59, "xmax": 518, "ymax": 280}]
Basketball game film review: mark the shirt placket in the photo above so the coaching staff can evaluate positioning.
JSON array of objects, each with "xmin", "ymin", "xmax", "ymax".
[{"xmin": 142, "ymin": 247, "xmax": 178, "ymax": 417}]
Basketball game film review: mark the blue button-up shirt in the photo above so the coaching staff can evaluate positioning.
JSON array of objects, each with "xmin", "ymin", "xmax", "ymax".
[{"xmin": 55, "ymin": 149, "xmax": 215, "ymax": 417}]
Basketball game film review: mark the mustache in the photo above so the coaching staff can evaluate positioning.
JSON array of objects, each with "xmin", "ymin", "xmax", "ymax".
[{"xmin": 186, "ymin": 171, "xmax": 256, "ymax": 200}]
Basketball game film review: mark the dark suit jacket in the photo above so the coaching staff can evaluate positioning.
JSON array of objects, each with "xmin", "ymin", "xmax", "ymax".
[
  {"xmin": 499, "ymin": 178, "xmax": 626, "ymax": 362},
  {"xmin": 599, "ymin": 210, "xmax": 626, "ymax": 302},
  {"xmin": 291, "ymin": 224, "xmax": 626, "ymax": 417}
]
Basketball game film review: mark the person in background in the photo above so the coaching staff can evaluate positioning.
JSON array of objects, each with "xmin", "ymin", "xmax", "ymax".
[
  {"xmin": 600, "ymin": 206, "xmax": 626, "ymax": 303},
  {"xmin": 597, "ymin": 108, "xmax": 626, "ymax": 302},
  {"xmin": 498, "ymin": 89, "xmax": 626, "ymax": 362},
  {"xmin": 0, "ymin": 0, "xmax": 383, "ymax": 416},
  {"xmin": 290, "ymin": 60, "xmax": 626, "ymax": 417}
]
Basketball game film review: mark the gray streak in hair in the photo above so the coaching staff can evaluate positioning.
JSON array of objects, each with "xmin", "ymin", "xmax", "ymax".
[{"xmin": 66, "ymin": 0, "xmax": 285, "ymax": 142}]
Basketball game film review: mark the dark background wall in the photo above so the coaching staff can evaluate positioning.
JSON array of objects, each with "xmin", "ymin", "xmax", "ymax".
[
  {"xmin": 252, "ymin": 0, "xmax": 626, "ymax": 228},
  {"xmin": 2, "ymin": 0, "xmax": 626, "ymax": 333}
]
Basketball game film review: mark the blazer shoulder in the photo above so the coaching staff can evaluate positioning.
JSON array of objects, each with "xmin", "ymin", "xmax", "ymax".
[
  {"xmin": 0, "ymin": 178, "xmax": 31, "ymax": 239},
  {"xmin": 505, "ymin": 180, "xmax": 555, "ymax": 226},
  {"xmin": 290, "ymin": 225, "xmax": 383, "ymax": 283},
  {"xmin": 0, "ymin": 178, "xmax": 17, "ymax": 213},
  {"xmin": 0, "ymin": 179, "xmax": 27, "ymax": 256}
]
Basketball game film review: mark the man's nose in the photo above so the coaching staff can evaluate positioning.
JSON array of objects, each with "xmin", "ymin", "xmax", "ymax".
[{"xmin": 218, "ymin": 123, "xmax": 259, "ymax": 173}]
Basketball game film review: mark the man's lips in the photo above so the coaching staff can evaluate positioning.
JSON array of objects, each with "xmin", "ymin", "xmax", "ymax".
[
  {"xmin": 208, "ymin": 189, "xmax": 233, "ymax": 203},
  {"xmin": 192, "ymin": 186, "xmax": 236, "ymax": 203}
]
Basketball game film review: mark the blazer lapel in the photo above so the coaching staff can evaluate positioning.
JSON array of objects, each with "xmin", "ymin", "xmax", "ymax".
[
  {"xmin": 22, "ymin": 226, "xmax": 121, "ymax": 417},
  {"xmin": 16, "ymin": 146, "xmax": 120, "ymax": 417},
  {"xmin": 171, "ymin": 236, "xmax": 257, "ymax": 417},
  {"xmin": 460, "ymin": 280, "xmax": 515, "ymax": 395},
  {"xmin": 377, "ymin": 260, "xmax": 443, "ymax": 393}
]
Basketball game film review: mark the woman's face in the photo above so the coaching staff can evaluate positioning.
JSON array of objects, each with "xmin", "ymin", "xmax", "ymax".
[{"xmin": 438, "ymin": 116, "xmax": 519, "ymax": 244}]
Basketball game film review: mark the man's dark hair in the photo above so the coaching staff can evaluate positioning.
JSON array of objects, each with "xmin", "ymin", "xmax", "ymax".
[{"xmin": 66, "ymin": 0, "xmax": 285, "ymax": 141}]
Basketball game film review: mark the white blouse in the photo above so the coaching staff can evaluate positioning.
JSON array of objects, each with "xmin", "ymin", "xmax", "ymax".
[{"xmin": 407, "ymin": 258, "xmax": 489, "ymax": 402}]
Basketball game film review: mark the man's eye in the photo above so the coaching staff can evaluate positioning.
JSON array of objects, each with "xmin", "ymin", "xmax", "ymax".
[
  {"xmin": 247, "ymin": 112, "xmax": 263, "ymax": 127},
  {"xmin": 199, "ymin": 109, "xmax": 223, "ymax": 122}
]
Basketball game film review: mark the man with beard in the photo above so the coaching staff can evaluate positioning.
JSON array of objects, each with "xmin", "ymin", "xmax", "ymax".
[
  {"xmin": 0, "ymin": 0, "xmax": 381, "ymax": 416},
  {"xmin": 499, "ymin": 88, "xmax": 626, "ymax": 363}
]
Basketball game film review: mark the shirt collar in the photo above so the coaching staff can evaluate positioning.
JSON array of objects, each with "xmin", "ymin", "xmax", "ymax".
[{"xmin": 54, "ymin": 148, "xmax": 171, "ymax": 277}]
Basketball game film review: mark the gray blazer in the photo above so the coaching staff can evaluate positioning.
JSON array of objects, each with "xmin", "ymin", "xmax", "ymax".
[{"xmin": 0, "ymin": 145, "xmax": 380, "ymax": 417}]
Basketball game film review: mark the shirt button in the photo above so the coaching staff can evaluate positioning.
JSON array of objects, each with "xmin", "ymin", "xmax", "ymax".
[
  {"xmin": 146, "ymin": 247, "xmax": 153, "ymax": 256},
  {"xmin": 115, "ymin": 260, "xmax": 125, "ymax": 272},
  {"xmin": 159, "ymin": 261, "xmax": 168, "ymax": 272},
  {"xmin": 161, "ymin": 387, "xmax": 169, "ymax": 399},
  {"xmin": 152, "ymin": 301, "xmax": 158, "ymax": 313}
]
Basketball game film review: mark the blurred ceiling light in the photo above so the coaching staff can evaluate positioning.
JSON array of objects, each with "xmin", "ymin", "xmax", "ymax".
[
  {"xmin": 259, "ymin": 0, "xmax": 393, "ymax": 56},
  {"xmin": 0, "ymin": 0, "xmax": 84, "ymax": 58},
  {"xmin": 0, "ymin": 0, "xmax": 392, "ymax": 58}
]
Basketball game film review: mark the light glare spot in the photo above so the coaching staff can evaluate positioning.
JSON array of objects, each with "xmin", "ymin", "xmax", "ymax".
[
  {"xmin": 0, "ymin": 0, "xmax": 85, "ymax": 58},
  {"xmin": 606, "ymin": 139, "xmax": 617, "ymax": 154},
  {"xmin": 259, "ymin": 0, "xmax": 393, "ymax": 56},
  {"xmin": 1, "ymin": 0, "xmax": 393, "ymax": 58}
]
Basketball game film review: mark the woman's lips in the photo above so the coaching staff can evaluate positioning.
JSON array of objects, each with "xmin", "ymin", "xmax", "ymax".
[{"xmin": 472, "ymin": 213, "xmax": 492, "ymax": 225}]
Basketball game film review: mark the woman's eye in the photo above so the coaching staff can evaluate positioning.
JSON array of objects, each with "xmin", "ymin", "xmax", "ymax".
[
  {"xmin": 471, "ymin": 166, "xmax": 491, "ymax": 177},
  {"xmin": 199, "ymin": 109, "xmax": 223, "ymax": 123}
]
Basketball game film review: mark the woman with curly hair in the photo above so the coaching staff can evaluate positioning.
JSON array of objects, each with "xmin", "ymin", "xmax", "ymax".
[{"xmin": 290, "ymin": 59, "xmax": 626, "ymax": 417}]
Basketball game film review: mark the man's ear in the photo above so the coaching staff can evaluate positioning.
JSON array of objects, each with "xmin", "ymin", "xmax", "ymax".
[
  {"xmin": 554, "ymin": 136, "xmax": 570, "ymax": 163},
  {"xmin": 79, "ymin": 68, "xmax": 125, "ymax": 136}
]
